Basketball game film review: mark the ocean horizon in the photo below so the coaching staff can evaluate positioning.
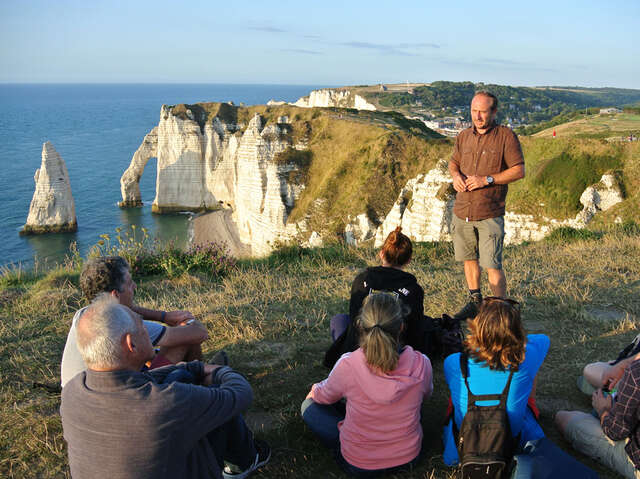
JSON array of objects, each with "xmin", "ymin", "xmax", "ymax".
[{"xmin": 0, "ymin": 83, "xmax": 328, "ymax": 268}]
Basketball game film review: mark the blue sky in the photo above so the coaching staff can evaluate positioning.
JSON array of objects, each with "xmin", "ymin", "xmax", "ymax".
[{"xmin": 1, "ymin": 0, "xmax": 638, "ymax": 88}]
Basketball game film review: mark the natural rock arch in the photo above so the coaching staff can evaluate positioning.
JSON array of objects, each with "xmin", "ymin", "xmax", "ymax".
[{"xmin": 119, "ymin": 127, "xmax": 158, "ymax": 207}]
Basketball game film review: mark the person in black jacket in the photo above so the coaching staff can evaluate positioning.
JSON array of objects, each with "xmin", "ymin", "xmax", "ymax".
[{"xmin": 324, "ymin": 227, "xmax": 425, "ymax": 368}]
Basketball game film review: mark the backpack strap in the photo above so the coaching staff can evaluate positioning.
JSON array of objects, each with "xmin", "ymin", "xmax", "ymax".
[{"xmin": 460, "ymin": 353, "xmax": 515, "ymax": 408}]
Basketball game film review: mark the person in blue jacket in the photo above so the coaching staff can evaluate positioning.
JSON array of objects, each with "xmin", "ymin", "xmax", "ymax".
[{"xmin": 442, "ymin": 297, "xmax": 550, "ymax": 465}]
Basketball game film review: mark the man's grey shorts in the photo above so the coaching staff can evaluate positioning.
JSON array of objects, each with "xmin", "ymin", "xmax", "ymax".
[{"xmin": 451, "ymin": 215, "xmax": 504, "ymax": 269}]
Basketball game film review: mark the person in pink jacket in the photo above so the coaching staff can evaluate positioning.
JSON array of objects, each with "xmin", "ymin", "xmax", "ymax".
[{"xmin": 301, "ymin": 293, "xmax": 433, "ymax": 477}]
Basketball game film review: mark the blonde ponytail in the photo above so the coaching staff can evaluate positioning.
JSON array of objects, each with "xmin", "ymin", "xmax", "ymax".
[{"xmin": 358, "ymin": 293, "xmax": 405, "ymax": 373}]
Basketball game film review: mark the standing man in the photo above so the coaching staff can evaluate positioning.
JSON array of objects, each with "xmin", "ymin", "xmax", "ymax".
[{"xmin": 448, "ymin": 91, "xmax": 525, "ymax": 317}]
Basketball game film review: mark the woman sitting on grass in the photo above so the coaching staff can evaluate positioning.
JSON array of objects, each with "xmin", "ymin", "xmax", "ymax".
[
  {"xmin": 302, "ymin": 293, "xmax": 433, "ymax": 477},
  {"xmin": 324, "ymin": 226, "xmax": 425, "ymax": 368},
  {"xmin": 442, "ymin": 297, "xmax": 550, "ymax": 466}
]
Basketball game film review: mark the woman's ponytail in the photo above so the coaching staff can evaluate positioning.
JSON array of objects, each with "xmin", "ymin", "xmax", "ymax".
[{"xmin": 357, "ymin": 293, "xmax": 405, "ymax": 373}]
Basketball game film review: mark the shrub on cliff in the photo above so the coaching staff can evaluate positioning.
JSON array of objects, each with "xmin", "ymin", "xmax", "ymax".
[{"xmin": 91, "ymin": 226, "xmax": 235, "ymax": 278}]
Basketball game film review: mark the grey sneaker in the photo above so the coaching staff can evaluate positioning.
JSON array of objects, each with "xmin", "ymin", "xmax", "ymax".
[
  {"xmin": 577, "ymin": 375, "xmax": 597, "ymax": 396},
  {"xmin": 453, "ymin": 293, "xmax": 483, "ymax": 320},
  {"xmin": 222, "ymin": 439, "xmax": 271, "ymax": 479}
]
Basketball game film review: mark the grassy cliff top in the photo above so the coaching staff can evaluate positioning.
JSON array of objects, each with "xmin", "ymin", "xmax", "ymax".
[
  {"xmin": 1, "ymin": 228, "xmax": 639, "ymax": 478},
  {"xmin": 533, "ymin": 112, "xmax": 640, "ymax": 139}
]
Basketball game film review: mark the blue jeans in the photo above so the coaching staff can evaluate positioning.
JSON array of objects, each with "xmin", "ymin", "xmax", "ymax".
[
  {"xmin": 330, "ymin": 313, "xmax": 351, "ymax": 342},
  {"xmin": 301, "ymin": 398, "xmax": 421, "ymax": 477}
]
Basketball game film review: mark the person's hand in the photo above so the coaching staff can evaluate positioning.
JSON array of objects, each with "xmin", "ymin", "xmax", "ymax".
[
  {"xmin": 465, "ymin": 175, "xmax": 488, "ymax": 191},
  {"xmin": 592, "ymin": 388, "xmax": 613, "ymax": 416},
  {"xmin": 603, "ymin": 362, "xmax": 626, "ymax": 389},
  {"xmin": 452, "ymin": 173, "xmax": 467, "ymax": 192},
  {"xmin": 163, "ymin": 310, "xmax": 195, "ymax": 326},
  {"xmin": 306, "ymin": 385, "xmax": 316, "ymax": 400},
  {"xmin": 202, "ymin": 364, "xmax": 222, "ymax": 386}
]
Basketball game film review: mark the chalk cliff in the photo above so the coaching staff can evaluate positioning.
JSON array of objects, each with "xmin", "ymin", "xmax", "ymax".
[
  {"xmin": 121, "ymin": 103, "xmax": 627, "ymax": 257},
  {"xmin": 121, "ymin": 105, "xmax": 308, "ymax": 256},
  {"xmin": 293, "ymin": 89, "xmax": 376, "ymax": 111},
  {"xmin": 372, "ymin": 161, "xmax": 625, "ymax": 247},
  {"xmin": 21, "ymin": 142, "xmax": 77, "ymax": 235}
]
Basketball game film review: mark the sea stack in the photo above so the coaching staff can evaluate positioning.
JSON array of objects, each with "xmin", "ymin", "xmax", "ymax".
[{"xmin": 21, "ymin": 142, "xmax": 77, "ymax": 235}]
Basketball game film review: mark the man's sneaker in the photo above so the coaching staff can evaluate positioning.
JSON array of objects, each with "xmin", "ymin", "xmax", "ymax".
[
  {"xmin": 222, "ymin": 439, "xmax": 271, "ymax": 479},
  {"xmin": 453, "ymin": 293, "xmax": 483, "ymax": 320}
]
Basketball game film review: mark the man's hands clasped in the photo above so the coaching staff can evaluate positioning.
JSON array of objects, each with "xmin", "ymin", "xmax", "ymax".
[{"xmin": 452, "ymin": 174, "xmax": 489, "ymax": 192}]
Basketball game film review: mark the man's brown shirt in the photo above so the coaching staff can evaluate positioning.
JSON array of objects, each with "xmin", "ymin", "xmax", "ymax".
[{"xmin": 451, "ymin": 124, "xmax": 524, "ymax": 221}]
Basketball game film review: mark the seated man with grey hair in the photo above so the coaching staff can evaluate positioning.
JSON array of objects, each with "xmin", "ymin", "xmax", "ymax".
[
  {"xmin": 61, "ymin": 294, "xmax": 270, "ymax": 479},
  {"xmin": 61, "ymin": 256, "xmax": 209, "ymax": 387}
]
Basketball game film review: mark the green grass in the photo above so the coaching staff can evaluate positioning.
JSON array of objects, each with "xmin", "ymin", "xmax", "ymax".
[
  {"xmin": 2, "ymin": 229, "xmax": 640, "ymax": 478},
  {"xmin": 507, "ymin": 137, "xmax": 628, "ymax": 219},
  {"xmin": 533, "ymin": 112, "xmax": 640, "ymax": 139}
]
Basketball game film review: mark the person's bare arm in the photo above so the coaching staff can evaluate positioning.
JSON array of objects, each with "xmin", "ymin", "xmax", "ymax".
[
  {"xmin": 156, "ymin": 320, "xmax": 208, "ymax": 347},
  {"xmin": 465, "ymin": 164, "xmax": 525, "ymax": 191},
  {"xmin": 130, "ymin": 305, "xmax": 195, "ymax": 326},
  {"xmin": 603, "ymin": 352, "xmax": 640, "ymax": 389}
]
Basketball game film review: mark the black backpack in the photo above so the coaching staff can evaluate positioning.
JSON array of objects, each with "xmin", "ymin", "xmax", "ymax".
[{"xmin": 457, "ymin": 353, "xmax": 518, "ymax": 479}]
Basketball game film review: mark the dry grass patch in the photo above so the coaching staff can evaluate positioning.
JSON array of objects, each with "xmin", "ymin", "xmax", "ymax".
[{"xmin": 1, "ymin": 232, "xmax": 639, "ymax": 477}]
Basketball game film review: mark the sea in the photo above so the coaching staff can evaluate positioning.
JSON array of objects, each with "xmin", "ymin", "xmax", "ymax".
[{"xmin": 0, "ymin": 84, "xmax": 326, "ymax": 269}]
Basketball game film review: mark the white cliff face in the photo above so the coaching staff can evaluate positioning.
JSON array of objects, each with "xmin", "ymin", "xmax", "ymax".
[
  {"xmin": 22, "ymin": 142, "xmax": 77, "ymax": 234},
  {"xmin": 154, "ymin": 105, "xmax": 214, "ymax": 211},
  {"xmin": 373, "ymin": 164, "xmax": 624, "ymax": 247},
  {"xmin": 375, "ymin": 160, "xmax": 455, "ymax": 246},
  {"xmin": 120, "ymin": 127, "xmax": 158, "ymax": 207},
  {"xmin": 345, "ymin": 214, "xmax": 378, "ymax": 246},
  {"xmin": 121, "ymin": 106, "xmax": 308, "ymax": 256},
  {"xmin": 293, "ymin": 89, "xmax": 376, "ymax": 111}
]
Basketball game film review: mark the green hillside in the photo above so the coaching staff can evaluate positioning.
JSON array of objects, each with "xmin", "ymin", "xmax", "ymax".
[{"xmin": 352, "ymin": 81, "xmax": 640, "ymax": 127}]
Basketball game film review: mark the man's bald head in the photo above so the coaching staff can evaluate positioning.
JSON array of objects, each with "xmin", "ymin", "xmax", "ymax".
[{"xmin": 76, "ymin": 294, "xmax": 139, "ymax": 369}]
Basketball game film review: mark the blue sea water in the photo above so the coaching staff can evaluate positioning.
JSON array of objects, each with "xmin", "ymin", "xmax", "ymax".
[{"xmin": 0, "ymin": 84, "xmax": 325, "ymax": 268}]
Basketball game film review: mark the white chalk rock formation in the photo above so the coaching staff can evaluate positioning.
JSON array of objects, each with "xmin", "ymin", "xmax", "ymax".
[
  {"xmin": 293, "ymin": 89, "xmax": 376, "ymax": 111},
  {"xmin": 375, "ymin": 160, "xmax": 455, "ymax": 246},
  {"xmin": 574, "ymin": 173, "xmax": 624, "ymax": 225},
  {"xmin": 374, "ymin": 164, "xmax": 625, "ymax": 247},
  {"xmin": 121, "ymin": 106, "xmax": 309, "ymax": 256},
  {"xmin": 22, "ymin": 142, "xmax": 77, "ymax": 235},
  {"xmin": 120, "ymin": 127, "xmax": 158, "ymax": 207},
  {"xmin": 345, "ymin": 214, "xmax": 378, "ymax": 246}
]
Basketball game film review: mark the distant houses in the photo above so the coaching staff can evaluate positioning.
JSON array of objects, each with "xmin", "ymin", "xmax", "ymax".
[{"xmin": 600, "ymin": 107, "xmax": 622, "ymax": 114}]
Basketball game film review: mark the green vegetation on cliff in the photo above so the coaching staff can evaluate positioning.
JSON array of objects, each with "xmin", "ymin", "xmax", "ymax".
[{"xmin": 167, "ymin": 102, "xmax": 448, "ymax": 233}]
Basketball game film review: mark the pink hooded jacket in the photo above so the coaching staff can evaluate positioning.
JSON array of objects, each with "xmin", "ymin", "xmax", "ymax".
[{"xmin": 311, "ymin": 346, "xmax": 433, "ymax": 470}]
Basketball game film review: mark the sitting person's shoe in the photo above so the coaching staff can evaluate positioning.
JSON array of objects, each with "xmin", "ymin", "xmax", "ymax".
[
  {"xmin": 209, "ymin": 350, "xmax": 229, "ymax": 366},
  {"xmin": 453, "ymin": 293, "xmax": 483, "ymax": 320},
  {"xmin": 577, "ymin": 375, "xmax": 596, "ymax": 396},
  {"xmin": 222, "ymin": 439, "xmax": 271, "ymax": 479}
]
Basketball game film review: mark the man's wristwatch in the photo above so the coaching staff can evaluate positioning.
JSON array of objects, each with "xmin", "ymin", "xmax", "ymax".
[{"xmin": 486, "ymin": 175, "xmax": 494, "ymax": 186}]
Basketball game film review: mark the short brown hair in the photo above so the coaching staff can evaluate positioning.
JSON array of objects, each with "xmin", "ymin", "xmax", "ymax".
[
  {"xmin": 380, "ymin": 226, "xmax": 412, "ymax": 266},
  {"xmin": 474, "ymin": 90, "xmax": 498, "ymax": 112},
  {"xmin": 80, "ymin": 256, "xmax": 130, "ymax": 302},
  {"xmin": 465, "ymin": 298, "xmax": 525, "ymax": 370},
  {"xmin": 358, "ymin": 293, "xmax": 406, "ymax": 373}
]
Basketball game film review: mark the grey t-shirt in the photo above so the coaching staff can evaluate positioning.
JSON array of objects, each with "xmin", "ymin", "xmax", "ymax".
[{"xmin": 60, "ymin": 307, "xmax": 166, "ymax": 387}]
